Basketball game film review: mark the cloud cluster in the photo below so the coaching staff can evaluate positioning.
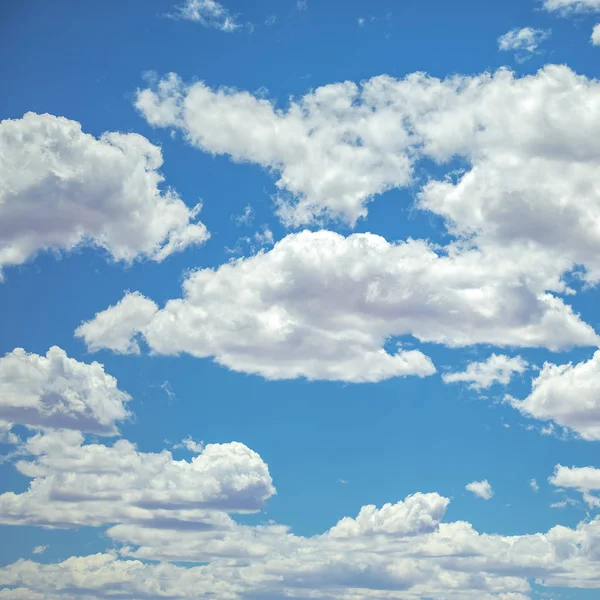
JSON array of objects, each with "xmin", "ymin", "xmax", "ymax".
[
  {"xmin": 593, "ymin": 23, "xmax": 600, "ymax": 44},
  {"xmin": 5, "ymin": 486, "xmax": 600, "ymax": 599},
  {"xmin": 1, "ymin": 344, "xmax": 600, "ymax": 599},
  {"xmin": 136, "ymin": 66, "xmax": 600, "ymax": 277},
  {"xmin": 0, "ymin": 112, "xmax": 209, "ymax": 278}
]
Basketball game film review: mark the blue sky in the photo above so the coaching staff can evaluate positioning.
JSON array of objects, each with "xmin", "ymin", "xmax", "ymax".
[{"xmin": 2, "ymin": 0, "xmax": 600, "ymax": 598}]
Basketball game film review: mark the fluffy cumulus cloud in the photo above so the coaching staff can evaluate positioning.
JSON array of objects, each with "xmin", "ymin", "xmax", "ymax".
[
  {"xmin": 511, "ymin": 351, "xmax": 600, "ymax": 440},
  {"xmin": 136, "ymin": 66, "xmax": 600, "ymax": 279},
  {"xmin": 0, "ymin": 112, "xmax": 208, "ymax": 278},
  {"xmin": 593, "ymin": 23, "xmax": 600, "ymax": 44},
  {"xmin": 498, "ymin": 27, "xmax": 550, "ymax": 56},
  {"xmin": 0, "ymin": 429, "xmax": 275, "ymax": 529},
  {"xmin": 174, "ymin": 0, "xmax": 241, "ymax": 32},
  {"xmin": 550, "ymin": 464, "xmax": 600, "ymax": 490},
  {"xmin": 549, "ymin": 464, "xmax": 600, "ymax": 507},
  {"xmin": 443, "ymin": 354, "xmax": 528, "ymax": 390},
  {"xmin": 75, "ymin": 291, "xmax": 158, "ymax": 354},
  {"xmin": 466, "ymin": 479, "xmax": 494, "ymax": 500},
  {"xmin": 76, "ymin": 230, "xmax": 600, "ymax": 382},
  {"xmin": 0, "ymin": 347, "xmax": 130, "ymax": 436}
]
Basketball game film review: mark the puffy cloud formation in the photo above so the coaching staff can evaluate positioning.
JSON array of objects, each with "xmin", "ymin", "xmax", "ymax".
[
  {"xmin": 511, "ymin": 351, "xmax": 600, "ymax": 440},
  {"xmin": 327, "ymin": 493, "xmax": 449, "ymax": 538},
  {"xmin": 137, "ymin": 66, "xmax": 600, "ymax": 277},
  {"xmin": 77, "ymin": 229, "xmax": 600, "ymax": 382},
  {"xmin": 0, "ymin": 429, "xmax": 274, "ymax": 528},
  {"xmin": 0, "ymin": 112, "xmax": 208, "ymax": 278},
  {"xmin": 0, "ymin": 347, "xmax": 130, "ymax": 435},
  {"xmin": 174, "ymin": 0, "xmax": 240, "ymax": 32},
  {"xmin": 443, "ymin": 354, "xmax": 528, "ymax": 390},
  {"xmin": 466, "ymin": 479, "xmax": 494, "ymax": 500},
  {"xmin": 498, "ymin": 27, "xmax": 550, "ymax": 55},
  {"xmin": 593, "ymin": 23, "xmax": 600, "ymax": 44}
]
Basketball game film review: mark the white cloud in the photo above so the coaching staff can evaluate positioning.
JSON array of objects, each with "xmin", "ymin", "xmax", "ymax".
[
  {"xmin": 174, "ymin": 435, "xmax": 205, "ymax": 453},
  {"xmin": 531, "ymin": 479, "xmax": 540, "ymax": 492},
  {"xmin": 174, "ymin": 0, "xmax": 241, "ymax": 31},
  {"xmin": 0, "ymin": 429, "xmax": 274, "ymax": 529},
  {"xmin": 75, "ymin": 292, "xmax": 158, "ymax": 355},
  {"xmin": 511, "ymin": 351, "xmax": 600, "ymax": 440},
  {"xmin": 550, "ymin": 464, "xmax": 600, "ymax": 491},
  {"xmin": 326, "ymin": 493, "xmax": 449, "ymax": 537},
  {"xmin": 498, "ymin": 27, "xmax": 550, "ymax": 55},
  {"xmin": 466, "ymin": 479, "xmax": 494, "ymax": 500},
  {"xmin": 32, "ymin": 546, "xmax": 47, "ymax": 555},
  {"xmin": 135, "ymin": 73, "xmax": 414, "ymax": 227},
  {"xmin": 593, "ymin": 23, "xmax": 600, "ymax": 44},
  {"xmin": 544, "ymin": 0, "xmax": 600, "ymax": 13},
  {"xmin": 549, "ymin": 464, "xmax": 600, "ymax": 507},
  {"xmin": 0, "ymin": 113, "xmax": 208, "ymax": 278},
  {"xmin": 78, "ymin": 230, "xmax": 599, "ymax": 382},
  {"xmin": 0, "ymin": 347, "xmax": 130, "ymax": 436},
  {"xmin": 443, "ymin": 354, "xmax": 528, "ymax": 390}
]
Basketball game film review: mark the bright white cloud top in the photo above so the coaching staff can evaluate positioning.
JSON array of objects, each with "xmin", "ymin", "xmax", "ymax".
[
  {"xmin": 0, "ymin": 113, "xmax": 209, "ymax": 278},
  {"xmin": 593, "ymin": 23, "xmax": 600, "ymax": 43}
]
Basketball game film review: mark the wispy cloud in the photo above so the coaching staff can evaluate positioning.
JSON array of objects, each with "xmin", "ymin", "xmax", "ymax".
[
  {"xmin": 498, "ymin": 27, "xmax": 551, "ymax": 61},
  {"xmin": 173, "ymin": 0, "xmax": 242, "ymax": 32}
]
